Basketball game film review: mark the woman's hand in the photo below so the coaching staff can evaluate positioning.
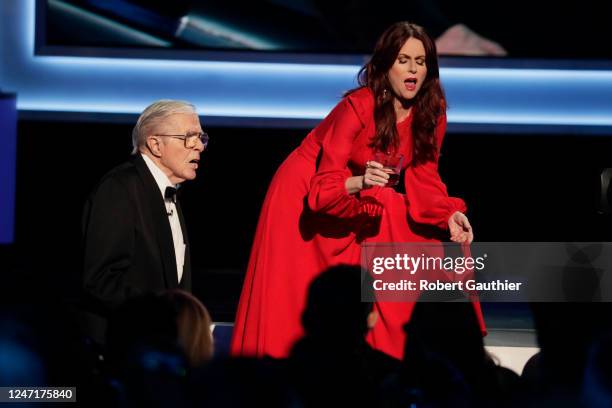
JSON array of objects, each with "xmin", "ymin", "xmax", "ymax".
[
  {"xmin": 345, "ymin": 161, "xmax": 390, "ymax": 194},
  {"xmin": 363, "ymin": 161, "xmax": 390, "ymax": 188},
  {"xmin": 448, "ymin": 211, "xmax": 474, "ymax": 244}
]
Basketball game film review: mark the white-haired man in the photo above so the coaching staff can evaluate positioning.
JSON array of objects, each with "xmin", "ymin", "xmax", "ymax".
[{"xmin": 81, "ymin": 100, "xmax": 207, "ymax": 343}]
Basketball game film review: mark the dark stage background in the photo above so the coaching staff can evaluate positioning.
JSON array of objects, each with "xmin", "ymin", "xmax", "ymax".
[{"xmin": 4, "ymin": 120, "xmax": 612, "ymax": 321}]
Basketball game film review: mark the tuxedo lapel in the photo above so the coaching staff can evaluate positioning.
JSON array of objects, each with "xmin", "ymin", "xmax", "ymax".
[{"xmin": 132, "ymin": 155, "xmax": 179, "ymax": 289}]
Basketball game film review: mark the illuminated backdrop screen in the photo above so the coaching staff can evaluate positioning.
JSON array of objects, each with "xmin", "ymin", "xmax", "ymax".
[{"xmin": 40, "ymin": 0, "xmax": 610, "ymax": 59}]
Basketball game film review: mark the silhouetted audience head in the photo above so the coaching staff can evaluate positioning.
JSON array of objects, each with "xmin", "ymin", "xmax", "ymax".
[
  {"xmin": 105, "ymin": 293, "xmax": 190, "ymax": 407},
  {"xmin": 400, "ymin": 294, "xmax": 481, "ymax": 405},
  {"xmin": 106, "ymin": 293, "xmax": 179, "ymax": 370},
  {"xmin": 528, "ymin": 302, "xmax": 612, "ymax": 395},
  {"xmin": 107, "ymin": 290, "xmax": 214, "ymax": 373},
  {"xmin": 401, "ymin": 292, "xmax": 520, "ymax": 407},
  {"xmin": 404, "ymin": 293, "xmax": 485, "ymax": 371},
  {"xmin": 161, "ymin": 289, "xmax": 214, "ymax": 366},
  {"xmin": 290, "ymin": 265, "xmax": 399, "ymax": 407},
  {"xmin": 301, "ymin": 264, "xmax": 375, "ymax": 345}
]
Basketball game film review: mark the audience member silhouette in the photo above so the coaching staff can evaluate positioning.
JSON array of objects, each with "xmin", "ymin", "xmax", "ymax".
[
  {"xmin": 105, "ymin": 293, "xmax": 190, "ymax": 407},
  {"xmin": 289, "ymin": 264, "xmax": 401, "ymax": 406},
  {"xmin": 398, "ymin": 292, "xmax": 520, "ymax": 407},
  {"xmin": 522, "ymin": 302, "xmax": 612, "ymax": 405},
  {"xmin": 162, "ymin": 289, "xmax": 214, "ymax": 367}
]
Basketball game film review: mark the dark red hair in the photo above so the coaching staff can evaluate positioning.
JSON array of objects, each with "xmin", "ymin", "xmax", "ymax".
[{"xmin": 351, "ymin": 22, "xmax": 446, "ymax": 164}]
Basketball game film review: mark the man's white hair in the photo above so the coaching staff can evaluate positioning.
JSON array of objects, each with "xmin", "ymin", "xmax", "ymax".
[{"xmin": 132, "ymin": 100, "xmax": 197, "ymax": 154}]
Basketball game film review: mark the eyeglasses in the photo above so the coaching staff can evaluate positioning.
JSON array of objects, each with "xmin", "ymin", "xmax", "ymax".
[{"xmin": 153, "ymin": 132, "xmax": 209, "ymax": 149}]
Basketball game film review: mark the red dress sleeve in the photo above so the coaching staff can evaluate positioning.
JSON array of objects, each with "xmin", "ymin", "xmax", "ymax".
[
  {"xmin": 404, "ymin": 114, "xmax": 467, "ymax": 229},
  {"xmin": 307, "ymin": 92, "xmax": 368, "ymax": 218}
]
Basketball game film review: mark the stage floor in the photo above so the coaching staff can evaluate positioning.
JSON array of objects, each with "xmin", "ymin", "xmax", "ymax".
[{"xmin": 211, "ymin": 302, "xmax": 538, "ymax": 375}]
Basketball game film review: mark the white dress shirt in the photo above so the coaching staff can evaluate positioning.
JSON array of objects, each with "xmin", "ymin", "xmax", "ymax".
[{"xmin": 142, "ymin": 154, "xmax": 186, "ymax": 283}]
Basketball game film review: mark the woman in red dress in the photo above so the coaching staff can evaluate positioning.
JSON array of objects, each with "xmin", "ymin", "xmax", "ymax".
[{"xmin": 231, "ymin": 22, "xmax": 483, "ymax": 360}]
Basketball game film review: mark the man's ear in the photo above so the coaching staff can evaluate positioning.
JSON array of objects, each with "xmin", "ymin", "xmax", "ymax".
[{"xmin": 146, "ymin": 136, "xmax": 163, "ymax": 157}]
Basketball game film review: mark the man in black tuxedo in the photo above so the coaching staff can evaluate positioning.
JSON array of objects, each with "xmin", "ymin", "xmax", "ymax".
[{"xmin": 81, "ymin": 100, "xmax": 207, "ymax": 343}]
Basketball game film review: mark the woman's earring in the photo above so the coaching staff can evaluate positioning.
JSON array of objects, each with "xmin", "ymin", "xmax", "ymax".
[{"xmin": 383, "ymin": 89, "xmax": 388, "ymax": 98}]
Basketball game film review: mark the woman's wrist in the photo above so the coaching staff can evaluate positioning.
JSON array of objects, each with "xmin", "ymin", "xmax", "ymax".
[{"xmin": 345, "ymin": 175, "xmax": 364, "ymax": 194}]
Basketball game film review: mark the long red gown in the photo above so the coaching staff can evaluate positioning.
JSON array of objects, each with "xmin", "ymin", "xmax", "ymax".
[{"xmin": 230, "ymin": 87, "xmax": 485, "ymax": 359}]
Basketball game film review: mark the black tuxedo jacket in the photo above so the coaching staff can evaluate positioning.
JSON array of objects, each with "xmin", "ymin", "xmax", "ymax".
[{"xmin": 81, "ymin": 154, "xmax": 191, "ymax": 341}]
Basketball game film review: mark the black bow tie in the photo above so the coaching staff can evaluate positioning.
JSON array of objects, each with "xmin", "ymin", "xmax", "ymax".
[{"xmin": 164, "ymin": 186, "xmax": 178, "ymax": 203}]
